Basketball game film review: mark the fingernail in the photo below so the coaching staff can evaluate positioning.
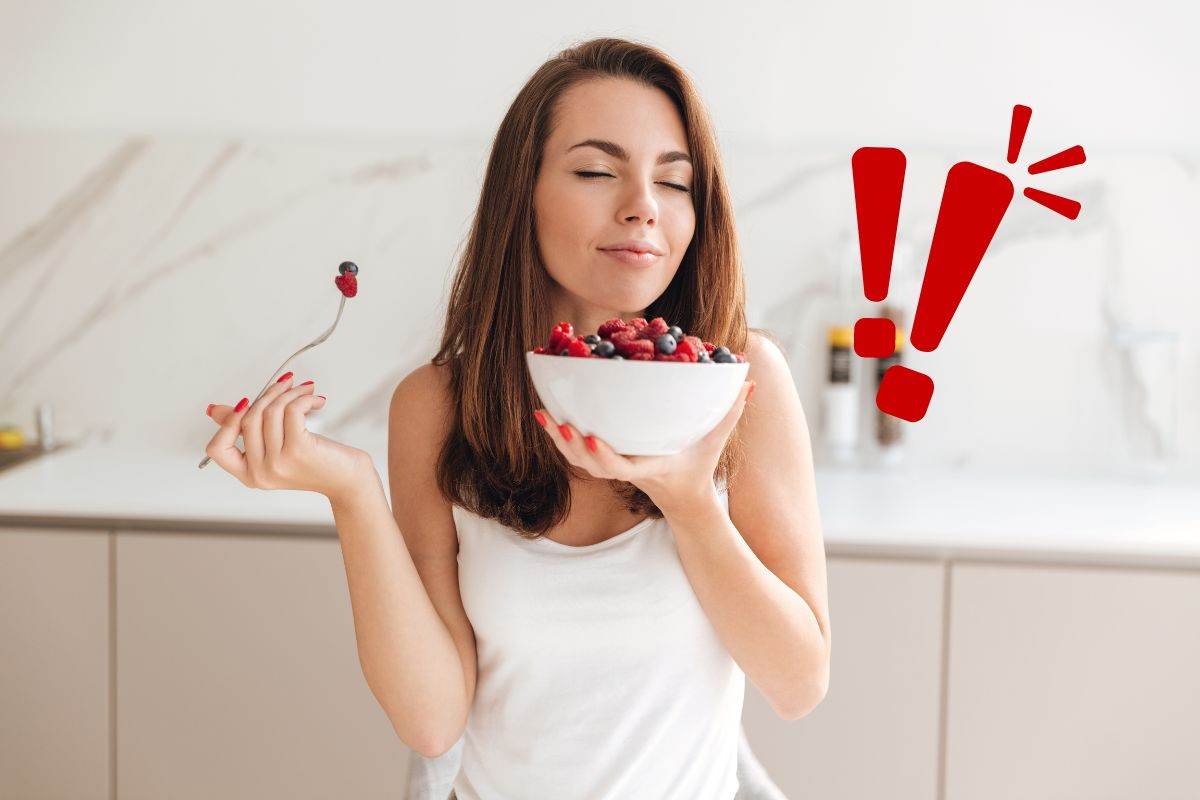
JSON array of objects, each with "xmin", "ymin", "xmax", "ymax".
[
  {"xmin": 276, "ymin": 371, "xmax": 294, "ymax": 383},
  {"xmin": 534, "ymin": 410, "xmax": 547, "ymax": 427},
  {"xmin": 206, "ymin": 403, "xmax": 214, "ymax": 417},
  {"xmin": 300, "ymin": 380, "xmax": 314, "ymax": 386},
  {"xmin": 559, "ymin": 423, "xmax": 572, "ymax": 442},
  {"xmin": 317, "ymin": 394, "xmax": 326, "ymax": 400},
  {"xmin": 747, "ymin": 381, "xmax": 756, "ymax": 400},
  {"xmin": 234, "ymin": 397, "xmax": 249, "ymax": 412},
  {"xmin": 585, "ymin": 435, "xmax": 597, "ymax": 453}
]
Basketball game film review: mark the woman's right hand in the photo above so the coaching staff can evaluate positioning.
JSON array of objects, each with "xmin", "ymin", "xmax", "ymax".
[{"xmin": 204, "ymin": 373, "xmax": 372, "ymax": 502}]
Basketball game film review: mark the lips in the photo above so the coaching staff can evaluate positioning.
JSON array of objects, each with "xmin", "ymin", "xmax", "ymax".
[
  {"xmin": 600, "ymin": 239, "xmax": 664, "ymax": 256},
  {"xmin": 600, "ymin": 248, "xmax": 659, "ymax": 266}
]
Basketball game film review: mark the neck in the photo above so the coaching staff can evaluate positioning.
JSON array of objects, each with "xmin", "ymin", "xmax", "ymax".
[{"xmin": 548, "ymin": 290, "xmax": 645, "ymax": 341}]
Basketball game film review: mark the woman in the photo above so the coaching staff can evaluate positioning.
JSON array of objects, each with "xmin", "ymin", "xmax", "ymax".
[{"xmin": 205, "ymin": 36, "xmax": 830, "ymax": 800}]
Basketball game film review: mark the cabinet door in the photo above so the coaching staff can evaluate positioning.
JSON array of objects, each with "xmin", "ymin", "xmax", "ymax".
[
  {"xmin": 946, "ymin": 562, "xmax": 1200, "ymax": 799},
  {"xmin": 0, "ymin": 527, "xmax": 111, "ymax": 799},
  {"xmin": 116, "ymin": 532, "xmax": 410, "ymax": 799},
  {"xmin": 741, "ymin": 556, "xmax": 945, "ymax": 800}
]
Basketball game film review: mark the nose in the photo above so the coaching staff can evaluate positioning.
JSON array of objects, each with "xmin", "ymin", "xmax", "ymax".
[{"xmin": 618, "ymin": 181, "xmax": 659, "ymax": 226}]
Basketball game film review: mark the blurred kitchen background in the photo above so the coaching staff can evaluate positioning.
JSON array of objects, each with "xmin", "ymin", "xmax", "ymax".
[{"xmin": 1, "ymin": 2, "xmax": 1197, "ymax": 799}]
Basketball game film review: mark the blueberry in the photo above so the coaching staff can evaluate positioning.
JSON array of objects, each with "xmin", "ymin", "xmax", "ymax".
[
  {"xmin": 656, "ymin": 333, "xmax": 677, "ymax": 354},
  {"xmin": 712, "ymin": 345, "xmax": 730, "ymax": 357},
  {"xmin": 667, "ymin": 325, "xmax": 683, "ymax": 340},
  {"xmin": 713, "ymin": 351, "xmax": 736, "ymax": 363},
  {"xmin": 560, "ymin": 348, "xmax": 570, "ymax": 356},
  {"xmin": 698, "ymin": 349, "xmax": 711, "ymax": 362},
  {"xmin": 611, "ymin": 354, "xmax": 624, "ymax": 360},
  {"xmin": 338, "ymin": 261, "xmax": 359, "ymax": 275},
  {"xmin": 593, "ymin": 340, "xmax": 616, "ymax": 358},
  {"xmin": 584, "ymin": 334, "xmax": 601, "ymax": 345}
]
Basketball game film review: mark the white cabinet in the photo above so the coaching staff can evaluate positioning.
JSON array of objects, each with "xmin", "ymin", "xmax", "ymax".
[
  {"xmin": 945, "ymin": 562, "xmax": 1200, "ymax": 799},
  {"xmin": 0, "ymin": 527, "xmax": 111, "ymax": 799},
  {"xmin": 115, "ymin": 531, "xmax": 411, "ymax": 799},
  {"xmin": 741, "ymin": 556, "xmax": 946, "ymax": 800}
]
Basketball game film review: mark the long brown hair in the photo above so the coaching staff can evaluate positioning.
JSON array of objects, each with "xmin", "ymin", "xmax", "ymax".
[{"xmin": 433, "ymin": 36, "xmax": 766, "ymax": 538}]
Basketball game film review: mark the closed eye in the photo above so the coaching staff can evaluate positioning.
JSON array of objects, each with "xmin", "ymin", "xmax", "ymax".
[{"xmin": 575, "ymin": 171, "xmax": 690, "ymax": 193}]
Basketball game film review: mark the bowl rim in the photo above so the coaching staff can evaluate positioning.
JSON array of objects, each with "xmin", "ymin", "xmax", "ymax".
[{"xmin": 525, "ymin": 350, "xmax": 746, "ymax": 366}]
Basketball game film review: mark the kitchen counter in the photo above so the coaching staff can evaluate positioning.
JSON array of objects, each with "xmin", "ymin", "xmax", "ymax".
[{"xmin": 0, "ymin": 442, "xmax": 1197, "ymax": 568}]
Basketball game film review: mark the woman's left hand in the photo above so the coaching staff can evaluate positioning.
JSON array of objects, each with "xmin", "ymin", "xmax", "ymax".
[{"xmin": 534, "ymin": 379, "xmax": 755, "ymax": 512}]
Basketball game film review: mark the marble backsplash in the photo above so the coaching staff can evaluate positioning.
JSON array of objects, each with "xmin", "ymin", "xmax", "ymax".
[{"xmin": 1, "ymin": 129, "xmax": 1195, "ymax": 478}]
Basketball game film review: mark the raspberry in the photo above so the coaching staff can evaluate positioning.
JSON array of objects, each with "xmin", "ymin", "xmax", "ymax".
[
  {"xmin": 597, "ymin": 318, "xmax": 629, "ymax": 339},
  {"xmin": 674, "ymin": 338, "xmax": 699, "ymax": 361},
  {"xmin": 548, "ymin": 321, "xmax": 574, "ymax": 352},
  {"xmin": 335, "ymin": 273, "xmax": 357, "ymax": 297},
  {"xmin": 613, "ymin": 335, "xmax": 655, "ymax": 359},
  {"xmin": 702, "ymin": 341, "xmax": 716, "ymax": 353},
  {"xmin": 567, "ymin": 337, "xmax": 593, "ymax": 357},
  {"xmin": 629, "ymin": 317, "xmax": 648, "ymax": 329},
  {"xmin": 683, "ymin": 335, "xmax": 704, "ymax": 353},
  {"xmin": 638, "ymin": 317, "xmax": 670, "ymax": 340}
]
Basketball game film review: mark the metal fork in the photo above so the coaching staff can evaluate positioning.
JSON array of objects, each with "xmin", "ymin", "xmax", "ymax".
[{"xmin": 198, "ymin": 294, "xmax": 348, "ymax": 469}]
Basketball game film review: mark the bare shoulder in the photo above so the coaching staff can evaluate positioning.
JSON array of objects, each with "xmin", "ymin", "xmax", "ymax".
[
  {"xmin": 387, "ymin": 362, "xmax": 456, "ymax": 554},
  {"xmin": 390, "ymin": 362, "xmax": 453, "ymax": 431},
  {"xmin": 745, "ymin": 329, "xmax": 791, "ymax": 385}
]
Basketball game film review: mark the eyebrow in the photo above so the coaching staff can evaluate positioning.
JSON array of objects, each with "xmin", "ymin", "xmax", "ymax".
[{"xmin": 567, "ymin": 138, "xmax": 692, "ymax": 166}]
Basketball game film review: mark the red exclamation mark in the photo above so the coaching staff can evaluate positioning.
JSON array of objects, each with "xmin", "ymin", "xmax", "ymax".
[
  {"xmin": 850, "ymin": 147, "xmax": 906, "ymax": 360},
  {"xmin": 877, "ymin": 162, "xmax": 1014, "ymax": 421}
]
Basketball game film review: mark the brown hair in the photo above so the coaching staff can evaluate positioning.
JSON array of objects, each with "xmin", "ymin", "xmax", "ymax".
[{"xmin": 432, "ymin": 36, "xmax": 770, "ymax": 538}]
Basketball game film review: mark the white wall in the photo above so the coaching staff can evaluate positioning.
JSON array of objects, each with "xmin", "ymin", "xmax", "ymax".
[
  {"xmin": 2, "ymin": 0, "xmax": 1194, "ymax": 149},
  {"xmin": 1, "ymin": 0, "xmax": 1195, "ymax": 476}
]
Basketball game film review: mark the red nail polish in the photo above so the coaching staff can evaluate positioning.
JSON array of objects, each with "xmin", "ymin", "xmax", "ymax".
[
  {"xmin": 559, "ymin": 423, "xmax": 572, "ymax": 442},
  {"xmin": 300, "ymin": 380, "xmax": 314, "ymax": 386},
  {"xmin": 534, "ymin": 410, "xmax": 547, "ymax": 427},
  {"xmin": 586, "ymin": 435, "xmax": 596, "ymax": 453},
  {"xmin": 234, "ymin": 397, "xmax": 249, "ymax": 412},
  {"xmin": 276, "ymin": 371, "xmax": 293, "ymax": 383},
  {"xmin": 206, "ymin": 403, "xmax": 214, "ymax": 417}
]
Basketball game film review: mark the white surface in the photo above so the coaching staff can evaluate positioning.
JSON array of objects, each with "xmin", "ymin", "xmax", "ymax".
[{"xmin": 0, "ymin": 443, "xmax": 1197, "ymax": 566}]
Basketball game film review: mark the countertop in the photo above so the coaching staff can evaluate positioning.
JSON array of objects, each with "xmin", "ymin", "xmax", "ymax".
[{"xmin": 0, "ymin": 441, "xmax": 1197, "ymax": 569}]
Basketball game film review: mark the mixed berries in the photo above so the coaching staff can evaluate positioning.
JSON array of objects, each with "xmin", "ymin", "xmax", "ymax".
[
  {"xmin": 335, "ymin": 261, "xmax": 359, "ymax": 297},
  {"xmin": 532, "ymin": 317, "xmax": 746, "ymax": 363}
]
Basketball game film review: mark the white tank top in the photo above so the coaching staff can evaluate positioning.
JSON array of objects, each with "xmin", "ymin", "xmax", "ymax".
[{"xmin": 449, "ymin": 483, "xmax": 744, "ymax": 800}]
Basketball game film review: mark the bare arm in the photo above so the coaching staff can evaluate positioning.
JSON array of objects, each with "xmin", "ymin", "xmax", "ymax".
[
  {"xmin": 327, "ymin": 471, "xmax": 463, "ymax": 757},
  {"xmin": 329, "ymin": 365, "xmax": 475, "ymax": 757}
]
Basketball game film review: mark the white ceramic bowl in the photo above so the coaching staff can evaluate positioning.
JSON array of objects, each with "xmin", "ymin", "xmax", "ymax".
[{"xmin": 525, "ymin": 350, "xmax": 750, "ymax": 455}]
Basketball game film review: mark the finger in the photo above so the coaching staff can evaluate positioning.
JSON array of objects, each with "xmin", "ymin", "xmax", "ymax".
[
  {"xmin": 205, "ymin": 395, "xmax": 251, "ymax": 483},
  {"xmin": 264, "ymin": 381, "xmax": 316, "ymax": 458},
  {"xmin": 282, "ymin": 393, "xmax": 327, "ymax": 452},
  {"xmin": 552, "ymin": 417, "xmax": 611, "ymax": 478},
  {"xmin": 207, "ymin": 403, "xmax": 235, "ymax": 424},
  {"xmin": 242, "ymin": 373, "xmax": 298, "ymax": 471},
  {"xmin": 581, "ymin": 433, "xmax": 634, "ymax": 480},
  {"xmin": 535, "ymin": 408, "xmax": 573, "ymax": 455}
]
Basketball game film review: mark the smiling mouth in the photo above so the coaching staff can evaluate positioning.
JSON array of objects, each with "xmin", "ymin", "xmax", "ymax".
[{"xmin": 600, "ymin": 248, "xmax": 660, "ymax": 265}]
